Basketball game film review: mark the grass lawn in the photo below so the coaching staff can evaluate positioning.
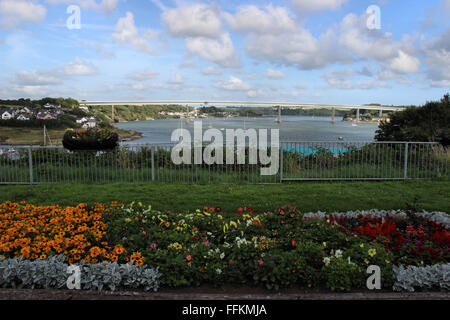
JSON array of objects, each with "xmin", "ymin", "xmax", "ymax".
[
  {"xmin": 1, "ymin": 180, "xmax": 449, "ymax": 215},
  {"xmin": 0, "ymin": 126, "xmax": 141, "ymax": 145}
]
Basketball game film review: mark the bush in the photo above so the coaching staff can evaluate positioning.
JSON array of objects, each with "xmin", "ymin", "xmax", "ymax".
[
  {"xmin": 375, "ymin": 93, "xmax": 450, "ymax": 144},
  {"xmin": 63, "ymin": 128, "xmax": 119, "ymax": 151}
]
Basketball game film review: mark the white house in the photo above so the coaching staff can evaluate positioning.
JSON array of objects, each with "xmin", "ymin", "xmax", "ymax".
[
  {"xmin": 76, "ymin": 117, "xmax": 89, "ymax": 124},
  {"xmin": 44, "ymin": 103, "xmax": 61, "ymax": 109},
  {"xmin": 16, "ymin": 114, "xmax": 30, "ymax": 121},
  {"xmin": 1, "ymin": 110, "xmax": 14, "ymax": 120},
  {"xmin": 18, "ymin": 107, "xmax": 32, "ymax": 114}
]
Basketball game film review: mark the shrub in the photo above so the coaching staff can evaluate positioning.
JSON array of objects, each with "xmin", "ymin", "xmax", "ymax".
[
  {"xmin": 0, "ymin": 255, "xmax": 161, "ymax": 292},
  {"xmin": 62, "ymin": 128, "xmax": 119, "ymax": 151}
]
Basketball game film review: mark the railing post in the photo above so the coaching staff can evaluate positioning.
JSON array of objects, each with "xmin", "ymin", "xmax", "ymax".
[
  {"xmin": 151, "ymin": 146, "xmax": 155, "ymax": 182},
  {"xmin": 403, "ymin": 142, "xmax": 409, "ymax": 180},
  {"xmin": 28, "ymin": 147, "xmax": 33, "ymax": 185},
  {"xmin": 279, "ymin": 143, "xmax": 283, "ymax": 183}
]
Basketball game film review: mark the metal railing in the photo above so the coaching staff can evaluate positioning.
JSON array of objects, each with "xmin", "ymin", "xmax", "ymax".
[{"xmin": 0, "ymin": 142, "xmax": 448, "ymax": 184}]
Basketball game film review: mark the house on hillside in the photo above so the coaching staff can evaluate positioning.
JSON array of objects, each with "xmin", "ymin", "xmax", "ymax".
[
  {"xmin": 44, "ymin": 103, "xmax": 62, "ymax": 109},
  {"xmin": 16, "ymin": 114, "xmax": 31, "ymax": 121},
  {"xmin": 36, "ymin": 111, "xmax": 56, "ymax": 120},
  {"xmin": 82, "ymin": 117, "xmax": 97, "ymax": 129},
  {"xmin": 76, "ymin": 117, "xmax": 89, "ymax": 124},
  {"xmin": 0, "ymin": 109, "xmax": 14, "ymax": 120},
  {"xmin": 18, "ymin": 107, "xmax": 32, "ymax": 114}
]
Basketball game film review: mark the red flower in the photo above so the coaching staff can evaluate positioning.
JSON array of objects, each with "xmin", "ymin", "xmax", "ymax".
[
  {"xmin": 257, "ymin": 258, "xmax": 264, "ymax": 266},
  {"xmin": 291, "ymin": 239, "xmax": 296, "ymax": 248},
  {"xmin": 237, "ymin": 208, "xmax": 244, "ymax": 215},
  {"xmin": 185, "ymin": 254, "xmax": 193, "ymax": 262}
]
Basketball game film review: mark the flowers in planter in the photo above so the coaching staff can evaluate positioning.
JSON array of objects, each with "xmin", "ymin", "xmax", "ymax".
[
  {"xmin": 1, "ymin": 201, "xmax": 448, "ymax": 292},
  {"xmin": 0, "ymin": 201, "xmax": 143, "ymax": 266},
  {"xmin": 62, "ymin": 128, "xmax": 119, "ymax": 151}
]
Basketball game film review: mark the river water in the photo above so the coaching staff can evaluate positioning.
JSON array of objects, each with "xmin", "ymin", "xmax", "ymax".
[{"xmin": 116, "ymin": 116, "xmax": 379, "ymax": 145}]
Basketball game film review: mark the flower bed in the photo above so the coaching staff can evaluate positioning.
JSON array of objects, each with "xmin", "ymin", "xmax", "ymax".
[{"xmin": 0, "ymin": 202, "xmax": 448, "ymax": 292}]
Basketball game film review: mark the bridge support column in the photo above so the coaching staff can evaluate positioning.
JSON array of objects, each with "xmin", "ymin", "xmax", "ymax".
[
  {"xmin": 356, "ymin": 108, "xmax": 360, "ymax": 123},
  {"xmin": 112, "ymin": 105, "xmax": 115, "ymax": 122},
  {"xmin": 278, "ymin": 106, "xmax": 282, "ymax": 124},
  {"xmin": 379, "ymin": 109, "xmax": 383, "ymax": 118},
  {"xmin": 331, "ymin": 107, "xmax": 336, "ymax": 124}
]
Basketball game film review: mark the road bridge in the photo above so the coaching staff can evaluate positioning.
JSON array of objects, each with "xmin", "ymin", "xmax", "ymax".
[{"xmin": 81, "ymin": 100, "xmax": 406, "ymax": 124}]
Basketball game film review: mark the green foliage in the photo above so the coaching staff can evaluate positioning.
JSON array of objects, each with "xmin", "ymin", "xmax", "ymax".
[
  {"xmin": 321, "ymin": 256, "xmax": 364, "ymax": 292},
  {"xmin": 62, "ymin": 128, "xmax": 119, "ymax": 151},
  {"xmin": 376, "ymin": 94, "xmax": 450, "ymax": 144}
]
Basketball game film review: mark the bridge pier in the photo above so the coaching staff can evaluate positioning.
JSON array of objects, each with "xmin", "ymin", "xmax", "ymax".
[
  {"xmin": 278, "ymin": 106, "xmax": 282, "ymax": 124},
  {"xmin": 331, "ymin": 107, "xmax": 336, "ymax": 124},
  {"xmin": 379, "ymin": 109, "xmax": 383, "ymax": 118},
  {"xmin": 356, "ymin": 108, "xmax": 360, "ymax": 123},
  {"xmin": 112, "ymin": 105, "xmax": 115, "ymax": 122}
]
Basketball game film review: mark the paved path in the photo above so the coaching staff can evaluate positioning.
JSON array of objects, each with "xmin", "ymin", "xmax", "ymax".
[{"xmin": 0, "ymin": 289, "xmax": 448, "ymax": 300}]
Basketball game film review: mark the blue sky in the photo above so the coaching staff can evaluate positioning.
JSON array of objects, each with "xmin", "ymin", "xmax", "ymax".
[{"xmin": 0, "ymin": 0, "xmax": 449, "ymax": 105}]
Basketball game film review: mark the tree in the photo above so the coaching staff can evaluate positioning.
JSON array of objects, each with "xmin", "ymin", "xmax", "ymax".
[{"xmin": 375, "ymin": 94, "xmax": 450, "ymax": 145}]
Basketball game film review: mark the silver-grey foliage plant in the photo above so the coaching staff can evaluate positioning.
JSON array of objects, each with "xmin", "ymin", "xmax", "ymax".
[
  {"xmin": 0, "ymin": 255, "xmax": 161, "ymax": 292},
  {"xmin": 393, "ymin": 264, "xmax": 450, "ymax": 292}
]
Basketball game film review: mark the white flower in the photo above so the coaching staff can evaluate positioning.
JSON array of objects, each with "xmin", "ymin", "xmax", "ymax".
[
  {"xmin": 216, "ymin": 268, "xmax": 222, "ymax": 275},
  {"xmin": 215, "ymin": 248, "xmax": 220, "ymax": 253},
  {"xmin": 335, "ymin": 250, "xmax": 343, "ymax": 259},
  {"xmin": 220, "ymin": 253, "xmax": 225, "ymax": 259},
  {"xmin": 323, "ymin": 257, "xmax": 331, "ymax": 266}
]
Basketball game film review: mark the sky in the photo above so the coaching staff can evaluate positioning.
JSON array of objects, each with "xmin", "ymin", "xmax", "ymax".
[{"xmin": 0, "ymin": 0, "xmax": 449, "ymax": 106}]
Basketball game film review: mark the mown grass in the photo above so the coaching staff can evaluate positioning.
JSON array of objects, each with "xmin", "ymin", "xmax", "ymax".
[
  {"xmin": 1, "ymin": 180, "xmax": 449, "ymax": 215},
  {"xmin": 0, "ymin": 127, "xmax": 140, "ymax": 145}
]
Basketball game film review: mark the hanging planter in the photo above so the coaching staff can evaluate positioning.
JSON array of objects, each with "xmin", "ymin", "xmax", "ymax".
[{"xmin": 63, "ymin": 128, "xmax": 120, "ymax": 151}]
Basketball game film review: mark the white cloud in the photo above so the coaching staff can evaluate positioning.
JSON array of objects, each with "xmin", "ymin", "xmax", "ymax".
[
  {"xmin": 112, "ymin": 12, "xmax": 159, "ymax": 55},
  {"xmin": 324, "ymin": 69, "xmax": 354, "ymax": 89},
  {"xmin": 266, "ymin": 69, "xmax": 285, "ymax": 79},
  {"xmin": 223, "ymin": 4, "xmax": 296, "ymax": 34},
  {"xmin": 213, "ymin": 76, "xmax": 252, "ymax": 91},
  {"xmin": 357, "ymin": 80, "xmax": 390, "ymax": 90},
  {"xmin": 202, "ymin": 66, "xmax": 221, "ymax": 75},
  {"xmin": 127, "ymin": 69, "xmax": 159, "ymax": 81},
  {"xmin": 338, "ymin": 13, "xmax": 420, "ymax": 75},
  {"xmin": 185, "ymin": 33, "xmax": 240, "ymax": 68},
  {"xmin": 130, "ymin": 82, "xmax": 145, "ymax": 91},
  {"xmin": 168, "ymin": 74, "xmax": 184, "ymax": 85},
  {"xmin": 422, "ymin": 28, "xmax": 450, "ymax": 87},
  {"xmin": 0, "ymin": 0, "xmax": 47, "ymax": 29},
  {"xmin": 245, "ymin": 27, "xmax": 349, "ymax": 70},
  {"xmin": 162, "ymin": 3, "xmax": 223, "ymax": 38},
  {"xmin": 12, "ymin": 57, "xmax": 97, "ymax": 88},
  {"xmin": 389, "ymin": 50, "xmax": 420, "ymax": 74},
  {"xmin": 292, "ymin": 0, "xmax": 348, "ymax": 13},
  {"xmin": 62, "ymin": 57, "xmax": 98, "ymax": 76},
  {"xmin": 162, "ymin": 3, "xmax": 239, "ymax": 68},
  {"xmin": 247, "ymin": 89, "xmax": 271, "ymax": 98},
  {"xmin": 45, "ymin": 0, "xmax": 120, "ymax": 14},
  {"xmin": 14, "ymin": 70, "xmax": 62, "ymax": 86}
]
